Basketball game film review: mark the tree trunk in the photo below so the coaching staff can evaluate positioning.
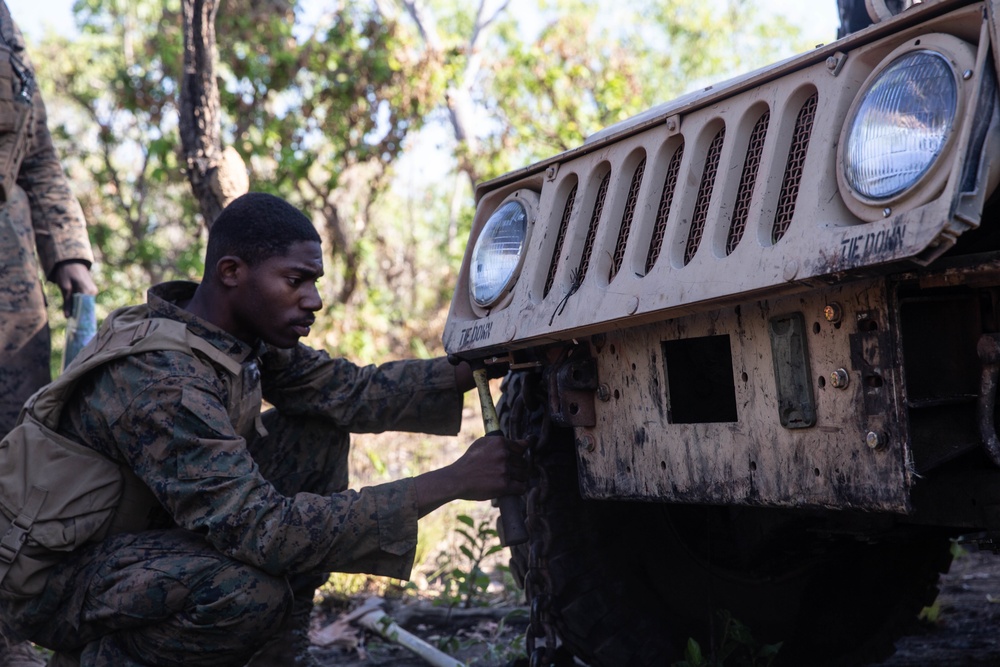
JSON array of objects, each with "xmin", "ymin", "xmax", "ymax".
[{"xmin": 180, "ymin": 0, "xmax": 247, "ymax": 228}]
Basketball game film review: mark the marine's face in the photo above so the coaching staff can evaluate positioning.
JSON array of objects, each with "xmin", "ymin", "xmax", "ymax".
[{"xmin": 235, "ymin": 240, "xmax": 324, "ymax": 348}]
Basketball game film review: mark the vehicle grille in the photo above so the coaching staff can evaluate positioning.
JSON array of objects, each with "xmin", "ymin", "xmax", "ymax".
[
  {"xmin": 610, "ymin": 159, "xmax": 645, "ymax": 281},
  {"xmin": 645, "ymin": 144, "xmax": 684, "ymax": 274},
  {"xmin": 728, "ymin": 111, "xmax": 769, "ymax": 255},
  {"xmin": 772, "ymin": 92, "xmax": 819, "ymax": 244},
  {"xmin": 447, "ymin": 1, "xmax": 992, "ymax": 355},
  {"xmin": 577, "ymin": 171, "xmax": 610, "ymax": 283},
  {"xmin": 543, "ymin": 183, "xmax": 576, "ymax": 298},
  {"xmin": 685, "ymin": 128, "xmax": 726, "ymax": 265}
]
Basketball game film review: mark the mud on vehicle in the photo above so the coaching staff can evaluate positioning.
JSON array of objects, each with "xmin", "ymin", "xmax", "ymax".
[{"xmin": 445, "ymin": 0, "xmax": 1000, "ymax": 664}]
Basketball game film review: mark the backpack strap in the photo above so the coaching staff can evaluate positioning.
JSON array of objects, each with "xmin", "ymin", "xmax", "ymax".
[
  {"xmin": 28, "ymin": 311, "xmax": 243, "ymax": 428},
  {"xmin": 0, "ymin": 486, "xmax": 46, "ymax": 585}
]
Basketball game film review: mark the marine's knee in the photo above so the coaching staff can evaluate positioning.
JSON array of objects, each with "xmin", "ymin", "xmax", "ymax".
[
  {"xmin": 189, "ymin": 561, "xmax": 293, "ymax": 637},
  {"xmin": 91, "ymin": 567, "xmax": 293, "ymax": 667}
]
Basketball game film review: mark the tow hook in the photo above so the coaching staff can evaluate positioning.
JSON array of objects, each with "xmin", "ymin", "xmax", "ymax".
[{"xmin": 547, "ymin": 356, "xmax": 598, "ymax": 427}]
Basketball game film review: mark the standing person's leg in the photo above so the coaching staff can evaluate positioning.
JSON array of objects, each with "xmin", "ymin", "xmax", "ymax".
[
  {"xmin": 0, "ymin": 323, "xmax": 49, "ymax": 434},
  {"xmin": 8, "ymin": 530, "xmax": 292, "ymax": 667},
  {"xmin": 0, "ymin": 191, "xmax": 57, "ymax": 667},
  {"xmin": 244, "ymin": 411, "xmax": 349, "ymax": 667},
  {"xmin": 0, "ymin": 187, "xmax": 52, "ymax": 438}
]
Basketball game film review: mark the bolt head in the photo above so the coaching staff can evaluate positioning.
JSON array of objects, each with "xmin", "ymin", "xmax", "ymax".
[
  {"xmin": 831, "ymin": 368, "xmax": 849, "ymax": 389},
  {"xmin": 866, "ymin": 431, "xmax": 887, "ymax": 450}
]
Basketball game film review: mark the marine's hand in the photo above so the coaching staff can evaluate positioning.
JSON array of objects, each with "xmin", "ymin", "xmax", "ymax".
[
  {"xmin": 53, "ymin": 261, "xmax": 98, "ymax": 317},
  {"xmin": 413, "ymin": 435, "xmax": 529, "ymax": 516},
  {"xmin": 452, "ymin": 434, "xmax": 529, "ymax": 501}
]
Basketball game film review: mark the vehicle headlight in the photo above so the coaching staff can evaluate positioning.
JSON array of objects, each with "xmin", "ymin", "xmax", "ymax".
[
  {"xmin": 844, "ymin": 51, "xmax": 956, "ymax": 200},
  {"xmin": 838, "ymin": 33, "xmax": 978, "ymax": 221},
  {"xmin": 470, "ymin": 193, "xmax": 534, "ymax": 308}
]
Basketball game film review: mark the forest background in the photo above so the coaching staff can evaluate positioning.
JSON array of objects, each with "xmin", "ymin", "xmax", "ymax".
[{"xmin": 11, "ymin": 0, "xmax": 837, "ymax": 601}]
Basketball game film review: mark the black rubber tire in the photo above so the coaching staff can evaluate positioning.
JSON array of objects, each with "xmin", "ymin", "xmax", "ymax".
[{"xmin": 500, "ymin": 372, "xmax": 955, "ymax": 667}]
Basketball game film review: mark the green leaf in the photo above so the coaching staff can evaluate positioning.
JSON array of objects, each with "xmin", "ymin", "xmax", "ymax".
[{"xmin": 685, "ymin": 637, "xmax": 703, "ymax": 664}]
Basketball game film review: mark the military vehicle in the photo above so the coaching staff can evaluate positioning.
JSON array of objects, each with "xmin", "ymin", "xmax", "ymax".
[{"xmin": 443, "ymin": 0, "xmax": 1000, "ymax": 664}]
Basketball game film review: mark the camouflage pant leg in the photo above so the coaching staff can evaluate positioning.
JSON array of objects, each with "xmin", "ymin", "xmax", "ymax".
[
  {"xmin": 24, "ymin": 530, "xmax": 293, "ymax": 667},
  {"xmin": 247, "ymin": 411, "xmax": 350, "ymax": 608},
  {"xmin": 0, "ymin": 190, "xmax": 52, "ymax": 437},
  {"xmin": 0, "ymin": 317, "xmax": 49, "ymax": 435},
  {"xmin": 0, "ymin": 253, "xmax": 50, "ymax": 438}
]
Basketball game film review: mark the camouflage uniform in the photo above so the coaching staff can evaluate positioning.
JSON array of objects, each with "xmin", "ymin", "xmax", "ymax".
[
  {"xmin": 0, "ymin": 281, "xmax": 465, "ymax": 666},
  {"xmin": 0, "ymin": 1, "xmax": 94, "ymax": 436}
]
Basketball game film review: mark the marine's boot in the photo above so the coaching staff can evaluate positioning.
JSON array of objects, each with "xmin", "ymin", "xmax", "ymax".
[
  {"xmin": 243, "ymin": 608, "xmax": 319, "ymax": 667},
  {"xmin": 0, "ymin": 640, "xmax": 46, "ymax": 666}
]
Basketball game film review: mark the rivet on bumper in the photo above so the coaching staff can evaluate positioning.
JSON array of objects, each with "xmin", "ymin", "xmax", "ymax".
[{"xmin": 577, "ymin": 433, "xmax": 597, "ymax": 453}]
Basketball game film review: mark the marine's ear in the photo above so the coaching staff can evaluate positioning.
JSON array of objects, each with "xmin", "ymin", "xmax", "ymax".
[{"xmin": 215, "ymin": 255, "xmax": 247, "ymax": 288}]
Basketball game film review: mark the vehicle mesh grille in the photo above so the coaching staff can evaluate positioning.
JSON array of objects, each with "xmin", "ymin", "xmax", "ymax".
[
  {"xmin": 611, "ymin": 158, "xmax": 646, "ymax": 281},
  {"xmin": 450, "ymin": 3, "xmax": 1000, "ymax": 368},
  {"xmin": 771, "ymin": 92, "xmax": 818, "ymax": 244},
  {"xmin": 727, "ymin": 111, "xmax": 770, "ymax": 255},
  {"xmin": 544, "ymin": 184, "xmax": 577, "ymax": 297},
  {"xmin": 645, "ymin": 143, "xmax": 684, "ymax": 274},
  {"xmin": 578, "ymin": 172, "xmax": 611, "ymax": 281},
  {"xmin": 685, "ymin": 128, "xmax": 726, "ymax": 265}
]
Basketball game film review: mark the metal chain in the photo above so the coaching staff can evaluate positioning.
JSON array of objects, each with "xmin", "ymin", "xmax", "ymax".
[{"xmin": 523, "ymin": 376, "xmax": 557, "ymax": 667}]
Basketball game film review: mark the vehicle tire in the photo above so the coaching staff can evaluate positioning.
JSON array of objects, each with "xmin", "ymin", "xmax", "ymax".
[{"xmin": 500, "ymin": 371, "xmax": 954, "ymax": 667}]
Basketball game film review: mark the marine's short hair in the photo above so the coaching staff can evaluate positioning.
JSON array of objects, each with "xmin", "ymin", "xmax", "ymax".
[{"xmin": 205, "ymin": 192, "xmax": 321, "ymax": 275}]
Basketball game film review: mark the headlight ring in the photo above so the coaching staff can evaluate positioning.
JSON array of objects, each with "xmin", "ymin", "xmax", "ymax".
[
  {"xmin": 837, "ymin": 33, "xmax": 978, "ymax": 221},
  {"xmin": 469, "ymin": 190, "xmax": 538, "ymax": 311}
]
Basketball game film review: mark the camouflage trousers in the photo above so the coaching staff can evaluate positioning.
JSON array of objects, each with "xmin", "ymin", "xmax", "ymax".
[
  {"xmin": 0, "ymin": 191, "xmax": 52, "ymax": 437},
  {"xmin": 2, "ymin": 411, "xmax": 349, "ymax": 666},
  {"xmin": 0, "ymin": 316, "xmax": 49, "ymax": 436}
]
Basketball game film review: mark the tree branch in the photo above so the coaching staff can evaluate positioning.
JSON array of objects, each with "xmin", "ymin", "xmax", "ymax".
[{"xmin": 180, "ymin": 0, "xmax": 247, "ymax": 227}]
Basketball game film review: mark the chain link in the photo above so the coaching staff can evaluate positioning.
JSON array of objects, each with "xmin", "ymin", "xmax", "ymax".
[{"xmin": 523, "ymin": 377, "xmax": 557, "ymax": 667}]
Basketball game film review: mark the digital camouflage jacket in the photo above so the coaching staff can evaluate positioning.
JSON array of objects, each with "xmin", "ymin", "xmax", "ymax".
[{"xmin": 53, "ymin": 281, "xmax": 465, "ymax": 580}]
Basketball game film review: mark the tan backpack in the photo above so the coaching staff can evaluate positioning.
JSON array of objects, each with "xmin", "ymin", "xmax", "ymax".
[{"xmin": 0, "ymin": 306, "xmax": 241, "ymax": 599}]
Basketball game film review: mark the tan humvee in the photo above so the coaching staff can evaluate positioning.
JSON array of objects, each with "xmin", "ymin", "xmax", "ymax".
[{"xmin": 445, "ymin": 0, "xmax": 1000, "ymax": 664}]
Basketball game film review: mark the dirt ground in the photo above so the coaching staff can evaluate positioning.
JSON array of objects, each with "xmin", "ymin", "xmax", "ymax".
[
  {"xmin": 307, "ymin": 599, "xmax": 530, "ymax": 667},
  {"xmin": 873, "ymin": 547, "xmax": 1000, "ymax": 666},
  {"xmin": 307, "ymin": 548, "xmax": 1000, "ymax": 667}
]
